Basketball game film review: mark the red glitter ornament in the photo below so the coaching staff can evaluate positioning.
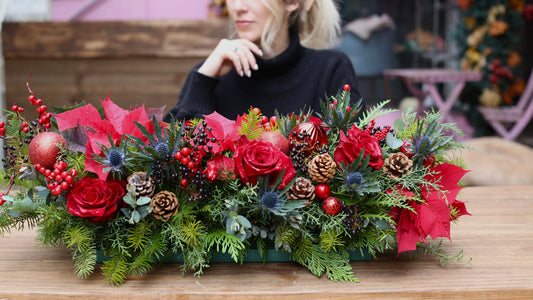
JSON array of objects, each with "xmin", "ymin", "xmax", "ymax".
[
  {"xmin": 289, "ymin": 122, "xmax": 328, "ymax": 155},
  {"xmin": 28, "ymin": 132, "xmax": 66, "ymax": 170},
  {"xmin": 322, "ymin": 196, "xmax": 342, "ymax": 216}
]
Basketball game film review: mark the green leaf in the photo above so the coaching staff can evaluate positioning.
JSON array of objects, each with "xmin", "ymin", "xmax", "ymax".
[{"xmin": 136, "ymin": 197, "xmax": 151, "ymax": 206}]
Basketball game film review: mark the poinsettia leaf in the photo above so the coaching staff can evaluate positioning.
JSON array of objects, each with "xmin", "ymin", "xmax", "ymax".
[{"xmin": 54, "ymin": 103, "xmax": 102, "ymax": 131}]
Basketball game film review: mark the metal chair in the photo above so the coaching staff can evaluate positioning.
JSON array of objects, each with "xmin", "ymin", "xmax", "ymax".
[{"xmin": 479, "ymin": 69, "xmax": 533, "ymax": 140}]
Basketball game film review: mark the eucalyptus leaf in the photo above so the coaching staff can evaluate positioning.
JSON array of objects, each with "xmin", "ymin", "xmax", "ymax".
[
  {"xmin": 136, "ymin": 197, "xmax": 151, "ymax": 206},
  {"xmin": 132, "ymin": 211, "xmax": 141, "ymax": 223},
  {"xmin": 238, "ymin": 215, "xmax": 251, "ymax": 228},
  {"xmin": 386, "ymin": 132, "xmax": 404, "ymax": 149},
  {"xmin": 260, "ymin": 230, "xmax": 267, "ymax": 239},
  {"xmin": 120, "ymin": 208, "xmax": 131, "ymax": 218},
  {"xmin": 393, "ymin": 118, "xmax": 406, "ymax": 131},
  {"xmin": 18, "ymin": 166, "xmax": 36, "ymax": 181},
  {"xmin": 123, "ymin": 195, "xmax": 135, "ymax": 206}
]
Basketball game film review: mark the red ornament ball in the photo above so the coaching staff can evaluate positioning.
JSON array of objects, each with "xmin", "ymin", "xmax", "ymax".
[
  {"xmin": 322, "ymin": 196, "xmax": 342, "ymax": 216},
  {"xmin": 28, "ymin": 132, "xmax": 66, "ymax": 170},
  {"xmin": 315, "ymin": 183, "xmax": 331, "ymax": 199},
  {"xmin": 289, "ymin": 122, "xmax": 328, "ymax": 154},
  {"xmin": 257, "ymin": 131, "xmax": 290, "ymax": 155}
]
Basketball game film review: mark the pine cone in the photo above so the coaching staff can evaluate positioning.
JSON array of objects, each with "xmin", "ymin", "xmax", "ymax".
[
  {"xmin": 151, "ymin": 191, "xmax": 179, "ymax": 220},
  {"xmin": 127, "ymin": 172, "xmax": 155, "ymax": 197},
  {"xmin": 308, "ymin": 154, "xmax": 336, "ymax": 183},
  {"xmin": 286, "ymin": 177, "xmax": 315, "ymax": 205},
  {"xmin": 383, "ymin": 152, "xmax": 413, "ymax": 178}
]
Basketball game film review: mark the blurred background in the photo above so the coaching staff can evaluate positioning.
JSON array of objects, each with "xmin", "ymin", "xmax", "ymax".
[{"xmin": 1, "ymin": 0, "xmax": 532, "ymax": 147}]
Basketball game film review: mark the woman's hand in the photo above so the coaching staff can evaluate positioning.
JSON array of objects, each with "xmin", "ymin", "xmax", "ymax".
[{"xmin": 198, "ymin": 39, "xmax": 263, "ymax": 78}]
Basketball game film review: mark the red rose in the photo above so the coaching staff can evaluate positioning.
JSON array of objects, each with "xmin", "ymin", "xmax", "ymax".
[
  {"xmin": 66, "ymin": 176, "xmax": 126, "ymax": 223},
  {"xmin": 233, "ymin": 140, "xmax": 296, "ymax": 189},
  {"xmin": 334, "ymin": 124, "xmax": 384, "ymax": 169}
]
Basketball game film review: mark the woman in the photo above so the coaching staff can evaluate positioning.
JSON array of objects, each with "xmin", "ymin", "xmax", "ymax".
[{"xmin": 164, "ymin": 0, "xmax": 362, "ymax": 121}]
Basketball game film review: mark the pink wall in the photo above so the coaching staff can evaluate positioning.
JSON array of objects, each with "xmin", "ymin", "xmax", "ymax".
[{"xmin": 52, "ymin": 0, "xmax": 211, "ymax": 21}]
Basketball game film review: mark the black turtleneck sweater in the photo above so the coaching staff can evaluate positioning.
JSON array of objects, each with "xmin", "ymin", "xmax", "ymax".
[{"xmin": 164, "ymin": 31, "xmax": 362, "ymax": 121}]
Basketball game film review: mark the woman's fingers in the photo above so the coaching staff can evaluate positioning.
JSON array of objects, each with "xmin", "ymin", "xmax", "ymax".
[{"xmin": 199, "ymin": 39, "xmax": 263, "ymax": 78}]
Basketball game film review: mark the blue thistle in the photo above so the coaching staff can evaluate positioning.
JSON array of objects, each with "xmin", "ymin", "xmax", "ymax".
[
  {"xmin": 346, "ymin": 172, "xmax": 364, "ymax": 191},
  {"xmin": 104, "ymin": 149, "xmax": 125, "ymax": 171},
  {"xmin": 261, "ymin": 191, "xmax": 280, "ymax": 210},
  {"xmin": 346, "ymin": 172, "xmax": 363, "ymax": 186},
  {"xmin": 415, "ymin": 136, "xmax": 432, "ymax": 155},
  {"xmin": 155, "ymin": 142, "xmax": 170, "ymax": 157}
]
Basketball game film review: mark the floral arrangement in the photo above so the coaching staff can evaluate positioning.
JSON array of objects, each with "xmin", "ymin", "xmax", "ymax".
[
  {"xmin": 455, "ymin": 0, "xmax": 532, "ymax": 110},
  {"xmin": 0, "ymin": 80, "xmax": 471, "ymax": 285}
]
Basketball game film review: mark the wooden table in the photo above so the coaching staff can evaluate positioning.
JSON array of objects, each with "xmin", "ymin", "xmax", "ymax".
[{"xmin": 1, "ymin": 186, "xmax": 532, "ymax": 299}]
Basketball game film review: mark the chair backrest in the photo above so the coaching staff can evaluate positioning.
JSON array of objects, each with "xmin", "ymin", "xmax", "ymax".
[{"xmin": 517, "ymin": 69, "xmax": 533, "ymax": 111}]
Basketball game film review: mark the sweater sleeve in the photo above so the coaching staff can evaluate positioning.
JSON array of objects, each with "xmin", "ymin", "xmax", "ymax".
[{"xmin": 163, "ymin": 64, "xmax": 220, "ymax": 122}]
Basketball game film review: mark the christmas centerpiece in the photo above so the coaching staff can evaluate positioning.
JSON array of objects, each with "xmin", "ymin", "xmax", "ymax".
[{"xmin": 0, "ymin": 80, "xmax": 470, "ymax": 285}]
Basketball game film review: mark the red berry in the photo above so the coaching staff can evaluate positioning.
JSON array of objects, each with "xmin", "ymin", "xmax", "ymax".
[
  {"xmin": 0, "ymin": 121, "xmax": 5, "ymax": 127},
  {"xmin": 52, "ymin": 187, "xmax": 62, "ymax": 196},
  {"xmin": 17, "ymin": 107, "xmax": 24, "ymax": 113},
  {"xmin": 61, "ymin": 171, "xmax": 69, "ymax": 179},
  {"xmin": 260, "ymin": 115, "xmax": 269, "ymax": 124},
  {"xmin": 174, "ymin": 151, "xmax": 182, "ymax": 160},
  {"xmin": 180, "ymin": 178, "xmax": 188, "ymax": 186},
  {"xmin": 35, "ymin": 99, "xmax": 43, "ymax": 105},
  {"xmin": 180, "ymin": 147, "xmax": 191, "ymax": 157},
  {"xmin": 65, "ymin": 175, "xmax": 74, "ymax": 185},
  {"xmin": 11, "ymin": 104, "xmax": 18, "ymax": 111},
  {"xmin": 0, "ymin": 199, "xmax": 5, "ymax": 206},
  {"xmin": 28, "ymin": 95, "xmax": 36, "ymax": 103},
  {"xmin": 315, "ymin": 184, "xmax": 331, "ymax": 199},
  {"xmin": 44, "ymin": 169, "xmax": 52, "ymax": 177},
  {"xmin": 343, "ymin": 84, "xmax": 351, "ymax": 91},
  {"xmin": 69, "ymin": 169, "xmax": 78, "ymax": 177},
  {"xmin": 180, "ymin": 157, "xmax": 190, "ymax": 165},
  {"xmin": 39, "ymin": 105, "xmax": 47, "ymax": 112},
  {"xmin": 269, "ymin": 115, "xmax": 279, "ymax": 125},
  {"xmin": 251, "ymin": 107, "xmax": 261, "ymax": 115},
  {"xmin": 187, "ymin": 161, "xmax": 196, "ymax": 169},
  {"xmin": 60, "ymin": 181, "xmax": 69, "ymax": 190},
  {"xmin": 22, "ymin": 127, "xmax": 30, "ymax": 133},
  {"xmin": 44, "ymin": 123, "xmax": 51, "ymax": 128}
]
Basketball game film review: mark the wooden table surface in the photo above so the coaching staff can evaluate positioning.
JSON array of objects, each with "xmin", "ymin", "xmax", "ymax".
[{"xmin": 1, "ymin": 185, "xmax": 532, "ymax": 299}]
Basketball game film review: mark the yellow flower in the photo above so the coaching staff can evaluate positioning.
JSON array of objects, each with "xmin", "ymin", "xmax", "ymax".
[
  {"xmin": 467, "ymin": 25, "xmax": 487, "ymax": 46},
  {"xmin": 479, "ymin": 88, "xmax": 502, "ymax": 107},
  {"xmin": 466, "ymin": 47, "xmax": 481, "ymax": 62}
]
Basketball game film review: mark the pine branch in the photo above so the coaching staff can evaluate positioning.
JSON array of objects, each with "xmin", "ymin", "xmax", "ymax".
[
  {"xmin": 204, "ymin": 230, "xmax": 246, "ymax": 263},
  {"xmin": 101, "ymin": 253, "xmax": 129, "ymax": 286},
  {"xmin": 64, "ymin": 224, "xmax": 97, "ymax": 279}
]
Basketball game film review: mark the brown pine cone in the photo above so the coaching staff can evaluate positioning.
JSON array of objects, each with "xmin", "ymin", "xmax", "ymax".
[
  {"xmin": 383, "ymin": 152, "xmax": 413, "ymax": 178},
  {"xmin": 151, "ymin": 191, "xmax": 179, "ymax": 220},
  {"xmin": 308, "ymin": 154, "xmax": 336, "ymax": 183},
  {"xmin": 286, "ymin": 177, "xmax": 315, "ymax": 205},
  {"xmin": 126, "ymin": 172, "xmax": 155, "ymax": 198}
]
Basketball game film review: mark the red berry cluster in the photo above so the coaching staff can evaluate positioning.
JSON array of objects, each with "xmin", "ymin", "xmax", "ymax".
[
  {"xmin": 364, "ymin": 120, "xmax": 391, "ymax": 142},
  {"xmin": 0, "ymin": 121, "xmax": 5, "ymax": 136},
  {"xmin": 27, "ymin": 94, "xmax": 51, "ymax": 129},
  {"xmin": 35, "ymin": 161, "xmax": 79, "ymax": 196},
  {"xmin": 488, "ymin": 59, "xmax": 513, "ymax": 86}
]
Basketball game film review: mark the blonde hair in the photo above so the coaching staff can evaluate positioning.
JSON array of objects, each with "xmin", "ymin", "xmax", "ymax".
[{"xmin": 258, "ymin": 0, "xmax": 341, "ymax": 55}]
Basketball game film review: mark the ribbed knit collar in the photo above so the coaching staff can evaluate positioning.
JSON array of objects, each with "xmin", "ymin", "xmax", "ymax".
[{"xmin": 253, "ymin": 29, "xmax": 305, "ymax": 78}]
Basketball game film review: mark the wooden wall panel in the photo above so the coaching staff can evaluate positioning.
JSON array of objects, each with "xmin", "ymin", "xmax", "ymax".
[
  {"xmin": 2, "ymin": 20, "xmax": 228, "ymax": 121},
  {"xmin": 5, "ymin": 57, "xmax": 202, "ymax": 121}
]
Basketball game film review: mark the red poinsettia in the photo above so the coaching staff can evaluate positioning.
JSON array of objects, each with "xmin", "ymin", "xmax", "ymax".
[
  {"xmin": 203, "ymin": 112, "xmax": 240, "ymax": 154},
  {"xmin": 54, "ymin": 97, "xmax": 162, "ymax": 180},
  {"xmin": 388, "ymin": 162, "xmax": 470, "ymax": 253}
]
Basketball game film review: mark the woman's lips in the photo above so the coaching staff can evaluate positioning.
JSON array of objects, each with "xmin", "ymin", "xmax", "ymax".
[{"xmin": 236, "ymin": 20, "xmax": 253, "ymax": 28}]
